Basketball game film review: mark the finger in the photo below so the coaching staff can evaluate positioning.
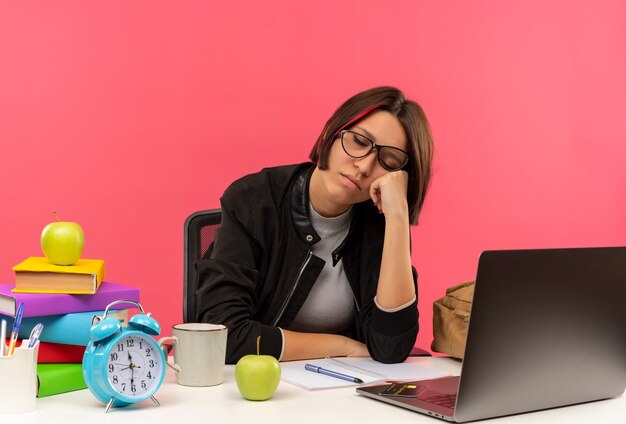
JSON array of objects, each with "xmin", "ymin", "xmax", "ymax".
[
  {"xmin": 369, "ymin": 180, "xmax": 379, "ymax": 201},
  {"xmin": 372, "ymin": 189, "xmax": 383, "ymax": 212},
  {"xmin": 370, "ymin": 179, "xmax": 384, "ymax": 208},
  {"xmin": 371, "ymin": 188, "xmax": 379, "ymax": 206}
]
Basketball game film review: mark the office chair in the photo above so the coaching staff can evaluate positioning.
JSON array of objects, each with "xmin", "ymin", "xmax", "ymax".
[{"xmin": 183, "ymin": 209, "xmax": 221, "ymax": 323}]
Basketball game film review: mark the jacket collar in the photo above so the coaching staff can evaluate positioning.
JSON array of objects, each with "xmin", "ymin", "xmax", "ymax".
[{"xmin": 291, "ymin": 164, "xmax": 321, "ymax": 245}]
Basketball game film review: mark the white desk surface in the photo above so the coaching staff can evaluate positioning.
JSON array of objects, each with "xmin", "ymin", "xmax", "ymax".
[{"xmin": 12, "ymin": 357, "xmax": 625, "ymax": 423}]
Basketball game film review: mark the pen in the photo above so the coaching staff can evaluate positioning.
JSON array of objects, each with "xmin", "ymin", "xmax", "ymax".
[
  {"xmin": 7, "ymin": 303, "xmax": 25, "ymax": 356},
  {"xmin": 305, "ymin": 363, "xmax": 364, "ymax": 384},
  {"xmin": 0, "ymin": 319, "xmax": 6, "ymax": 357},
  {"xmin": 28, "ymin": 323, "xmax": 44, "ymax": 348}
]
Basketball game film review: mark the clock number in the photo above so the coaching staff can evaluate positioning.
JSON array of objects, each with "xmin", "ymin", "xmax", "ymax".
[
  {"xmin": 126, "ymin": 339, "xmax": 135, "ymax": 348},
  {"xmin": 131, "ymin": 384, "xmax": 136, "ymax": 393},
  {"xmin": 139, "ymin": 340, "xmax": 144, "ymax": 349},
  {"xmin": 147, "ymin": 371, "xmax": 153, "ymax": 379},
  {"xmin": 110, "ymin": 353, "xmax": 118, "ymax": 361},
  {"xmin": 121, "ymin": 383, "xmax": 126, "ymax": 392},
  {"xmin": 117, "ymin": 343, "xmax": 124, "ymax": 352},
  {"xmin": 145, "ymin": 348, "xmax": 151, "ymax": 357},
  {"xmin": 149, "ymin": 360, "xmax": 155, "ymax": 368},
  {"xmin": 141, "ymin": 380, "xmax": 147, "ymax": 389},
  {"xmin": 112, "ymin": 376, "xmax": 118, "ymax": 384},
  {"xmin": 108, "ymin": 364, "xmax": 114, "ymax": 373}
]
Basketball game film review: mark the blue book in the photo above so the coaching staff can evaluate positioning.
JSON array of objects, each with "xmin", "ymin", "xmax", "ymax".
[{"xmin": 2, "ymin": 309, "xmax": 129, "ymax": 346}]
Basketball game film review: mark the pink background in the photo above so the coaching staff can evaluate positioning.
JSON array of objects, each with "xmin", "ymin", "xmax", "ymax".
[{"xmin": 1, "ymin": 1, "xmax": 625, "ymax": 351}]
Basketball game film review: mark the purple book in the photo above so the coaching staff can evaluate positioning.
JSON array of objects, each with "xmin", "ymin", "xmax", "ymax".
[{"xmin": 0, "ymin": 282, "xmax": 140, "ymax": 317}]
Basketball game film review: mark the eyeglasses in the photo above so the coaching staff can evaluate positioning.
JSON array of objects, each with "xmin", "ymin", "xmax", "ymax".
[{"xmin": 340, "ymin": 130, "xmax": 409, "ymax": 171}]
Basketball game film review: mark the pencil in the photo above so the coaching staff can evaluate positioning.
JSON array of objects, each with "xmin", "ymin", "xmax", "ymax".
[{"xmin": 7, "ymin": 303, "xmax": 25, "ymax": 356}]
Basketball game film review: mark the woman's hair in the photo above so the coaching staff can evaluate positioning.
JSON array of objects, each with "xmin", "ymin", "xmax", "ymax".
[{"xmin": 309, "ymin": 86, "xmax": 434, "ymax": 225}]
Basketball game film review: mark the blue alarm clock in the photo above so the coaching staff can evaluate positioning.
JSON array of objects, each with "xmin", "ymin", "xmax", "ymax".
[{"xmin": 83, "ymin": 300, "xmax": 166, "ymax": 412}]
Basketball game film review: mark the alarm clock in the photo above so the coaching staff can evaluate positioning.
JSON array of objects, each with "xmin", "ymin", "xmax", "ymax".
[{"xmin": 82, "ymin": 300, "xmax": 166, "ymax": 412}]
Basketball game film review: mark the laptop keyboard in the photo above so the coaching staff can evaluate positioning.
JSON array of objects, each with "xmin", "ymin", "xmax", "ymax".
[{"xmin": 420, "ymin": 393, "xmax": 457, "ymax": 409}]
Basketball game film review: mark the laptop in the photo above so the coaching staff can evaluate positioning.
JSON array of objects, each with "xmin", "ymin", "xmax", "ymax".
[{"xmin": 357, "ymin": 247, "xmax": 626, "ymax": 422}]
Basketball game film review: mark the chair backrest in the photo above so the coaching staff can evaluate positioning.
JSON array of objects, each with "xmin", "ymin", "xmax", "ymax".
[{"xmin": 183, "ymin": 209, "xmax": 221, "ymax": 323}]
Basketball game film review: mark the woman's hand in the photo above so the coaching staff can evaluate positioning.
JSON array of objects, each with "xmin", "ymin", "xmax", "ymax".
[{"xmin": 369, "ymin": 171, "xmax": 409, "ymax": 221}]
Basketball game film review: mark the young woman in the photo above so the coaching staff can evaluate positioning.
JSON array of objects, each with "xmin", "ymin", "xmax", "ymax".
[{"xmin": 196, "ymin": 86, "xmax": 433, "ymax": 364}]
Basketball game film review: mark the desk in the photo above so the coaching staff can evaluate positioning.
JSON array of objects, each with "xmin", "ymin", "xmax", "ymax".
[{"xmin": 16, "ymin": 357, "xmax": 625, "ymax": 423}]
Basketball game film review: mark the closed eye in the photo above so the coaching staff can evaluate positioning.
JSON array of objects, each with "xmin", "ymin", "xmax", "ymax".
[{"xmin": 353, "ymin": 134, "xmax": 370, "ymax": 147}]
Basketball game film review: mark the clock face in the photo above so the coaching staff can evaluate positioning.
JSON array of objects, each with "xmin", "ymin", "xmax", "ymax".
[{"xmin": 105, "ymin": 333, "xmax": 164, "ymax": 399}]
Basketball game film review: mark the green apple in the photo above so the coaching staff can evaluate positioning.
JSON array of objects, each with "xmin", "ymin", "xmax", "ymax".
[
  {"xmin": 235, "ymin": 336, "xmax": 281, "ymax": 401},
  {"xmin": 41, "ymin": 212, "xmax": 84, "ymax": 266}
]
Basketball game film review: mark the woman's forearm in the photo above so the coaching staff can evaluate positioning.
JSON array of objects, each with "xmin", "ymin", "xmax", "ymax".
[
  {"xmin": 375, "ymin": 213, "xmax": 415, "ymax": 309},
  {"xmin": 280, "ymin": 329, "xmax": 368, "ymax": 361}
]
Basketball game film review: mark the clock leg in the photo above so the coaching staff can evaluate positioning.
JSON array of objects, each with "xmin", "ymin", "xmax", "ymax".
[
  {"xmin": 150, "ymin": 395, "xmax": 161, "ymax": 407},
  {"xmin": 105, "ymin": 398, "xmax": 115, "ymax": 413}
]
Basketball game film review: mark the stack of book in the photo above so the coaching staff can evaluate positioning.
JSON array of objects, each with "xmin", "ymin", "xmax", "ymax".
[{"xmin": 0, "ymin": 257, "xmax": 140, "ymax": 398}]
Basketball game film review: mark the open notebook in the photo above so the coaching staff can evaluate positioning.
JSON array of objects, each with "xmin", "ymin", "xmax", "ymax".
[{"xmin": 280, "ymin": 357, "xmax": 451, "ymax": 390}]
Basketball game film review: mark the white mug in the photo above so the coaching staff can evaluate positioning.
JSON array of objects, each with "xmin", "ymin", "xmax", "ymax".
[{"xmin": 158, "ymin": 323, "xmax": 227, "ymax": 387}]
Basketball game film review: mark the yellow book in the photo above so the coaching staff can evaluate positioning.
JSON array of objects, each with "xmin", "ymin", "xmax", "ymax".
[{"xmin": 11, "ymin": 257, "xmax": 106, "ymax": 294}]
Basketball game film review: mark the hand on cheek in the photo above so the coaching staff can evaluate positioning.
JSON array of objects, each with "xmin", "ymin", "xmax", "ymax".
[{"xmin": 369, "ymin": 171, "xmax": 409, "ymax": 220}]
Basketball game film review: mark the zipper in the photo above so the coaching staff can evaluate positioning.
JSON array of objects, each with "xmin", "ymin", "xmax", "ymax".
[
  {"xmin": 343, "ymin": 257, "xmax": 361, "ymax": 312},
  {"xmin": 271, "ymin": 250, "xmax": 313, "ymax": 326}
]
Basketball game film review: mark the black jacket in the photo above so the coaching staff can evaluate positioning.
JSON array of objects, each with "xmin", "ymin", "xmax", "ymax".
[{"xmin": 196, "ymin": 163, "xmax": 419, "ymax": 364}]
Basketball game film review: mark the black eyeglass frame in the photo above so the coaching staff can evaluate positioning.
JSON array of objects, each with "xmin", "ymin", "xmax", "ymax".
[{"xmin": 340, "ymin": 130, "xmax": 409, "ymax": 172}]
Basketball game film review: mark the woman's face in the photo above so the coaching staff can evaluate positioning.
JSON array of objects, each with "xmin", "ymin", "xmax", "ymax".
[{"xmin": 312, "ymin": 110, "xmax": 408, "ymax": 215}]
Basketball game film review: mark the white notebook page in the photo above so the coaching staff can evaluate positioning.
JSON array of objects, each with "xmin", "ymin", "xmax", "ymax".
[{"xmin": 281, "ymin": 357, "xmax": 451, "ymax": 390}]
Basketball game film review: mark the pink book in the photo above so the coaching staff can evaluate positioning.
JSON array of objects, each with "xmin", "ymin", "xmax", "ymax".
[{"xmin": 0, "ymin": 282, "xmax": 140, "ymax": 317}]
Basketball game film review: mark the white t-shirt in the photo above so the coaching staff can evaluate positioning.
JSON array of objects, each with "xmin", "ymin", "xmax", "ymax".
[{"xmin": 287, "ymin": 204, "xmax": 355, "ymax": 333}]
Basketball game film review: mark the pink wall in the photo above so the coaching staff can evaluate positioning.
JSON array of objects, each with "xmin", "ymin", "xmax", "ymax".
[{"xmin": 1, "ymin": 1, "xmax": 625, "ymax": 351}]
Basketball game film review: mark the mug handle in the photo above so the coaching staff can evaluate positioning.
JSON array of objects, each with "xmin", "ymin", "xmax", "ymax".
[{"xmin": 157, "ymin": 336, "xmax": 181, "ymax": 372}]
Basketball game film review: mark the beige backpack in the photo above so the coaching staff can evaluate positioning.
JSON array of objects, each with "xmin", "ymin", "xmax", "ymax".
[{"xmin": 431, "ymin": 281, "xmax": 475, "ymax": 359}]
